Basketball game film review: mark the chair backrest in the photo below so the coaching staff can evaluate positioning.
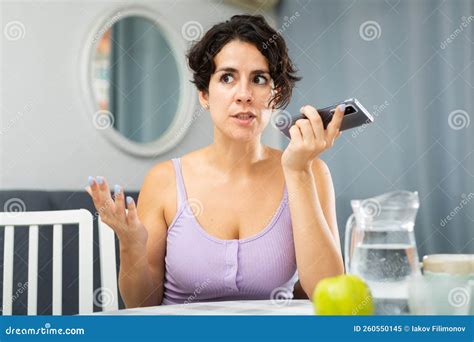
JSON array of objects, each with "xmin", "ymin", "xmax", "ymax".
[
  {"xmin": 0, "ymin": 209, "xmax": 118, "ymax": 315},
  {"xmin": 97, "ymin": 218, "xmax": 119, "ymax": 312}
]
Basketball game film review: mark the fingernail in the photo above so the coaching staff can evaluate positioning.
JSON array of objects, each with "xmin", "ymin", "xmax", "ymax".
[
  {"xmin": 114, "ymin": 184, "xmax": 121, "ymax": 195},
  {"xmin": 96, "ymin": 176, "xmax": 104, "ymax": 185},
  {"xmin": 88, "ymin": 176, "xmax": 94, "ymax": 186},
  {"xmin": 338, "ymin": 104, "xmax": 346, "ymax": 113},
  {"xmin": 126, "ymin": 196, "xmax": 133, "ymax": 205}
]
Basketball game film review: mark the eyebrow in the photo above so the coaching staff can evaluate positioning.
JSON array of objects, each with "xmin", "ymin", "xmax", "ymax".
[{"xmin": 215, "ymin": 67, "xmax": 270, "ymax": 74}]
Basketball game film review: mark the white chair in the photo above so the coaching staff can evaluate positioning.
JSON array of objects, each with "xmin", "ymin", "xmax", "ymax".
[
  {"xmin": 0, "ymin": 209, "xmax": 119, "ymax": 315},
  {"xmin": 97, "ymin": 217, "xmax": 119, "ymax": 312}
]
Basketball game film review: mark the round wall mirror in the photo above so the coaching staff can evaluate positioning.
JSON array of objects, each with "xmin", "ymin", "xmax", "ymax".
[{"xmin": 83, "ymin": 8, "xmax": 195, "ymax": 157}]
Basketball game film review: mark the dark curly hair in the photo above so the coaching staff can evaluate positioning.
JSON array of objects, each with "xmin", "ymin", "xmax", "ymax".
[{"xmin": 186, "ymin": 14, "xmax": 302, "ymax": 110}]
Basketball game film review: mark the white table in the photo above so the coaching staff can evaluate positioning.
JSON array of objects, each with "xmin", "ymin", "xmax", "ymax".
[{"xmin": 91, "ymin": 299, "xmax": 314, "ymax": 315}]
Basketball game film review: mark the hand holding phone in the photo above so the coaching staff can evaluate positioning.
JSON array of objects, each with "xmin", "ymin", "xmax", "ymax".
[{"xmin": 277, "ymin": 98, "xmax": 374, "ymax": 139}]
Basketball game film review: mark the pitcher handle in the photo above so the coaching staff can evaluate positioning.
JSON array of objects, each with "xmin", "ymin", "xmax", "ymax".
[{"xmin": 344, "ymin": 213, "xmax": 356, "ymax": 273}]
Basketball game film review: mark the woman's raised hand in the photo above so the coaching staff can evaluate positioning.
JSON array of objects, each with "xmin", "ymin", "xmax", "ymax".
[
  {"xmin": 86, "ymin": 176, "xmax": 148, "ymax": 249},
  {"xmin": 281, "ymin": 104, "xmax": 344, "ymax": 172}
]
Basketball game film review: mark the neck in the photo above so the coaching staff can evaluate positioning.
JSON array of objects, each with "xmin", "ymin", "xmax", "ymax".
[{"xmin": 204, "ymin": 129, "xmax": 270, "ymax": 178}]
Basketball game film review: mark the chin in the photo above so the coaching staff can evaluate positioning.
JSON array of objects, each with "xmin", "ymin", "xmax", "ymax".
[{"xmin": 229, "ymin": 129, "xmax": 260, "ymax": 142}]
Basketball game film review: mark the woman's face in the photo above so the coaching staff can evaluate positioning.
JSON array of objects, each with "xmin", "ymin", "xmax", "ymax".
[{"xmin": 200, "ymin": 39, "xmax": 276, "ymax": 142}]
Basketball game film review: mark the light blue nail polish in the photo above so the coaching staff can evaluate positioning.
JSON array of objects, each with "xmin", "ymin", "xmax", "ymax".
[
  {"xmin": 126, "ymin": 196, "xmax": 133, "ymax": 205},
  {"xmin": 338, "ymin": 104, "xmax": 346, "ymax": 113},
  {"xmin": 88, "ymin": 176, "xmax": 94, "ymax": 186},
  {"xmin": 96, "ymin": 176, "xmax": 104, "ymax": 185},
  {"xmin": 114, "ymin": 184, "xmax": 121, "ymax": 195}
]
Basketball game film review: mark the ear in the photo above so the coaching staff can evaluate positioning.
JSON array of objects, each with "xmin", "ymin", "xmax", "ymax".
[
  {"xmin": 269, "ymin": 85, "xmax": 280, "ymax": 110},
  {"xmin": 198, "ymin": 90, "xmax": 209, "ymax": 108}
]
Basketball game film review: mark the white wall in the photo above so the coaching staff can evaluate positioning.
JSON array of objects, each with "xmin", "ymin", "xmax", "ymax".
[{"xmin": 0, "ymin": 0, "xmax": 281, "ymax": 191}]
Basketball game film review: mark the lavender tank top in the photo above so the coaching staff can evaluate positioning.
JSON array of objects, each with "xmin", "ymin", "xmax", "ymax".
[{"xmin": 162, "ymin": 158, "xmax": 298, "ymax": 305}]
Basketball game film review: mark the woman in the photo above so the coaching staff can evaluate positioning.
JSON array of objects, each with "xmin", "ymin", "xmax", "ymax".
[{"xmin": 87, "ymin": 14, "xmax": 344, "ymax": 308}]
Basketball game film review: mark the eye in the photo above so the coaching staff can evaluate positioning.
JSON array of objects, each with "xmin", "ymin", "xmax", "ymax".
[
  {"xmin": 220, "ymin": 73, "xmax": 234, "ymax": 84},
  {"xmin": 254, "ymin": 75, "xmax": 268, "ymax": 85}
]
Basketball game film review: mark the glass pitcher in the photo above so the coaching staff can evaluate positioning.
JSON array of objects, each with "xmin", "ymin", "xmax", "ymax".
[{"xmin": 344, "ymin": 190, "xmax": 421, "ymax": 314}]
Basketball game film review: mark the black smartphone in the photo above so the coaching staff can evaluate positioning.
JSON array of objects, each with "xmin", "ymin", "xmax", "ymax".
[{"xmin": 276, "ymin": 98, "xmax": 374, "ymax": 139}]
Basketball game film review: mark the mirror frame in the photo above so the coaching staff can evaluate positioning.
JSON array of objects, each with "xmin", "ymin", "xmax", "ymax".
[{"xmin": 81, "ymin": 6, "xmax": 197, "ymax": 157}]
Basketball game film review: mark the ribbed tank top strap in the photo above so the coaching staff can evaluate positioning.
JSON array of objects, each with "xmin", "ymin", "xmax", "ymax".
[{"xmin": 171, "ymin": 158, "xmax": 188, "ymax": 208}]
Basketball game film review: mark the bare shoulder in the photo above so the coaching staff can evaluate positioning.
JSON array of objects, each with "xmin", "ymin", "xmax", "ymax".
[
  {"xmin": 138, "ymin": 160, "xmax": 176, "ymax": 216},
  {"xmin": 142, "ymin": 160, "xmax": 175, "ymax": 193},
  {"xmin": 145, "ymin": 160, "xmax": 175, "ymax": 182},
  {"xmin": 140, "ymin": 150, "xmax": 206, "ymax": 225}
]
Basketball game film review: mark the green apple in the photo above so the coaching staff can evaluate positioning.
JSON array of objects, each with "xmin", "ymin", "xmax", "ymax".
[{"xmin": 312, "ymin": 274, "xmax": 374, "ymax": 315}]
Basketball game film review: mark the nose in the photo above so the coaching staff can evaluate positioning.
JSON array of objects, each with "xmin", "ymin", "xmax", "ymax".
[{"xmin": 235, "ymin": 80, "xmax": 253, "ymax": 104}]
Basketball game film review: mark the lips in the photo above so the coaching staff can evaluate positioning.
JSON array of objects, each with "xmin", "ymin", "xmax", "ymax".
[{"xmin": 231, "ymin": 112, "xmax": 256, "ymax": 120}]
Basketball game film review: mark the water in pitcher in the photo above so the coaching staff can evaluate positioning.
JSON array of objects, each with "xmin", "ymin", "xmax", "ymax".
[{"xmin": 350, "ymin": 225, "xmax": 421, "ymax": 315}]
